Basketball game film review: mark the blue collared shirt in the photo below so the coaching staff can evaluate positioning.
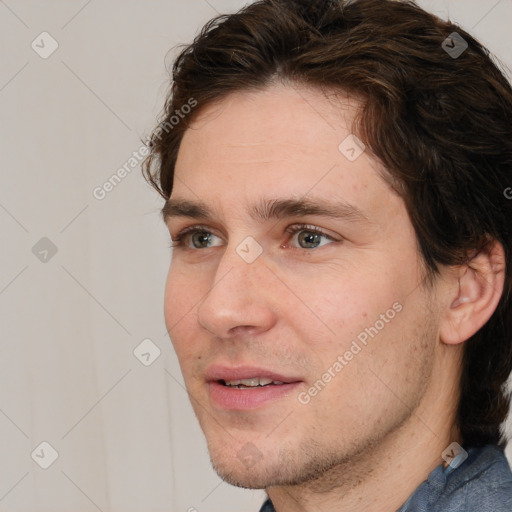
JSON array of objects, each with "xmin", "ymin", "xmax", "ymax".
[{"xmin": 258, "ymin": 445, "xmax": 512, "ymax": 511}]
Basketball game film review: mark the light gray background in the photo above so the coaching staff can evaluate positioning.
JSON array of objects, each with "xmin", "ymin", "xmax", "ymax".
[{"xmin": 1, "ymin": 1, "xmax": 511, "ymax": 511}]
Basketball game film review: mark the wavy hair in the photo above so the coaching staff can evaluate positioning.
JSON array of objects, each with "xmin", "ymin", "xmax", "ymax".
[{"xmin": 143, "ymin": 0, "xmax": 512, "ymax": 448}]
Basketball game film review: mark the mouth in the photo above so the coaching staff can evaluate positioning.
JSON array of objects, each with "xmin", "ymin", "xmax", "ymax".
[
  {"xmin": 219, "ymin": 377, "xmax": 287, "ymax": 389},
  {"xmin": 205, "ymin": 365, "xmax": 303, "ymax": 410}
]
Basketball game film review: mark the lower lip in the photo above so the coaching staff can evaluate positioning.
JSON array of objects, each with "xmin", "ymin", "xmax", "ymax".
[{"xmin": 208, "ymin": 381, "xmax": 301, "ymax": 410}]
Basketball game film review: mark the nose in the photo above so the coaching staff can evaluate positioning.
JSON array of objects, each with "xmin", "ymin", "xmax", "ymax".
[{"xmin": 196, "ymin": 244, "xmax": 278, "ymax": 339}]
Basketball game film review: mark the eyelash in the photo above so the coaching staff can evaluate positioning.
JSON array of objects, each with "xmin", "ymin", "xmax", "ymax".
[
  {"xmin": 170, "ymin": 224, "xmax": 214, "ymax": 248},
  {"xmin": 169, "ymin": 223, "xmax": 337, "ymax": 249},
  {"xmin": 284, "ymin": 224, "xmax": 336, "ymax": 247}
]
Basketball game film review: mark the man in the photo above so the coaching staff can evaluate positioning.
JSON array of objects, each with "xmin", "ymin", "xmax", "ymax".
[{"xmin": 143, "ymin": 0, "xmax": 512, "ymax": 510}]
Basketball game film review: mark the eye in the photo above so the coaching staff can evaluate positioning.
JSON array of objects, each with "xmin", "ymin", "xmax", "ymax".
[
  {"xmin": 285, "ymin": 224, "xmax": 337, "ymax": 249},
  {"xmin": 171, "ymin": 226, "xmax": 224, "ymax": 249}
]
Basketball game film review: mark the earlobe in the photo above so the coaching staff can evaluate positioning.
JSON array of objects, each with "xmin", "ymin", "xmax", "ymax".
[{"xmin": 440, "ymin": 240, "xmax": 505, "ymax": 346}]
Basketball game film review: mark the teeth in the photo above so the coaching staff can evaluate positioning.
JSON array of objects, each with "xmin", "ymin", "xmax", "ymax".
[{"xmin": 223, "ymin": 377, "xmax": 285, "ymax": 387}]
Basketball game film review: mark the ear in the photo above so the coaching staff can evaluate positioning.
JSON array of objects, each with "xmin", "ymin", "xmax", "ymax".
[{"xmin": 440, "ymin": 239, "xmax": 506, "ymax": 345}]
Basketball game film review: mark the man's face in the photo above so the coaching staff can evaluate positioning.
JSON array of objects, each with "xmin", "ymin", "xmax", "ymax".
[{"xmin": 164, "ymin": 83, "xmax": 440, "ymax": 488}]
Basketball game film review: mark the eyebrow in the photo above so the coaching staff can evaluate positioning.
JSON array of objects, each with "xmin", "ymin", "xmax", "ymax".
[{"xmin": 162, "ymin": 197, "xmax": 369, "ymax": 224}]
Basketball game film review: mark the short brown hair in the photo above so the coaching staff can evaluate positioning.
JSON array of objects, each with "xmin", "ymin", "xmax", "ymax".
[{"xmin": 143, "ymin": 0, "xmax": 512, "ymax": 448}]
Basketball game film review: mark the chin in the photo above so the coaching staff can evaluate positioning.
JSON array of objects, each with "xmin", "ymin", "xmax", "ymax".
[
  {"xmin": 213, "ymin": 467, "xmax": 269, "ymax": 489},
  {"xmin": 206, "ymin": 437, "xmax": 340, "ymax": 490},
  {"xmin": 206, "ymin": 440, "xmax": 282, "ymax": 489},
  {"xmin": 210, "ymin": 455, "xmax": 280, "ymax": 489}
]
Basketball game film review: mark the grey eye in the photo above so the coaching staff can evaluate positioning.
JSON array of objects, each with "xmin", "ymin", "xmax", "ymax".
[
  {"xmin": 191, "ymin": 231, "xmax": 214, "ymax": 248},
  {"xmin": 297, "ymin": 231, "xmax": 324, "ymax": 248}
]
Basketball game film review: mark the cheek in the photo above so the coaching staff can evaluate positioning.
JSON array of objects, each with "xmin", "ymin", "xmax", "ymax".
[
  {"xmin": 163, "ymin": 266, "xmax": 180, "ymax": 325},
  {"xmin": 303, "ymin": 295, "xmax": 435, "ymax": 436},
  {"xmin": 164, "ymin": 260, "xmax": 206, "ymax": 317},
  {"xmin": 283, "ymin": 260, "xmax": 420, "ymax": 400},
  {"xmin": 164, "ymin": 264, "xmax": 201, "ymax": 356},
  {"xmin": 285, "ymin": 265, "xmax": 402, "ymax": 341}
]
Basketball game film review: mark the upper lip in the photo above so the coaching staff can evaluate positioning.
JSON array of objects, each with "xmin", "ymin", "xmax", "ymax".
[{"xmin": 205, "ymin": 364, "xmax": 302, "ymax": 384}]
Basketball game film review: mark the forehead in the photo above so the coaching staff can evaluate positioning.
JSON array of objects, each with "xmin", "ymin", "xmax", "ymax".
[
  {"xmin": 172, "ymin": 83, "xmax": 396, "ymax": 222},
  {"xmin": 179, "ymin": 83, "xmax": 360, "ymax": 164}
]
